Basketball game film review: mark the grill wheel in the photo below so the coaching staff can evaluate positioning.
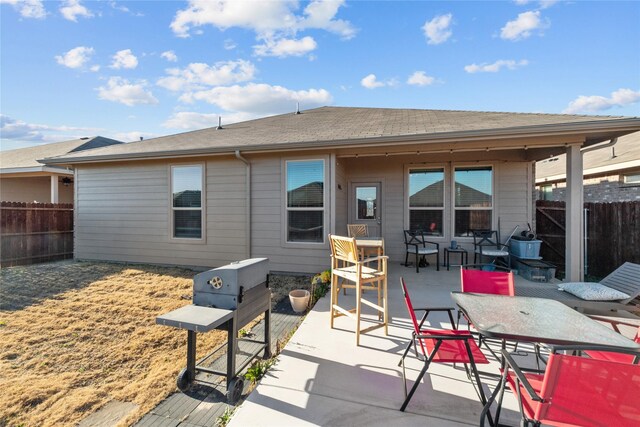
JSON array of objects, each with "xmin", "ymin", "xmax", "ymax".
[{"xmin": 227, "ymin": 377, "xmax": 244, "ymax": 404}]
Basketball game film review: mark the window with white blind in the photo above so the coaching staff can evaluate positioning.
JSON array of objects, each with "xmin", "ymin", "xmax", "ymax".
[
  {"xmin": 408, "ymin": 168, "xmax": 444, "ymax": 236},
  {"xmin": 171, "ymin": 164, "xmax": 203, "ymax": 240},
  {"xmin": 453, "ymin": 166, "xmax": 493, "ymax": 237},
  {"xmin": 285, "ymin": 159, "xmax": 325, "ymax": 243}
]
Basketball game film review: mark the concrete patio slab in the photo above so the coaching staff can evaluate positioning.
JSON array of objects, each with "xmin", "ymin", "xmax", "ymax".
[{"xmin": 230, "ymin": 265, "xmax": 527, "ymax": 427}]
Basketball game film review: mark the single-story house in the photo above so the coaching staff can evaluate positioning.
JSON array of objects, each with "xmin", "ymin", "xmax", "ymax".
[
  {"xmin": 536, "ymin": 131, "xmax": 640, "ymax": 202},
  {"xmin": 43, "ymin": 107, "xmax": 640, "ymax": 280},
  {"xmin": 0, "ymin": 136, "xmax": 122, "ymax": 203}
]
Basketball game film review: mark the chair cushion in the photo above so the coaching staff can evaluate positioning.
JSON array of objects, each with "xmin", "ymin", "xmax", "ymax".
[
  {"xmin": 407, "ymin": 248, "xmax": 438, "ymax": 255},
  {"xmin": 559, "ymin": 282, "xmax": 630, "ymax": 301},
  {"xmin": 475, "ymin": 249, "xmax": 509, "ymax": 257}
]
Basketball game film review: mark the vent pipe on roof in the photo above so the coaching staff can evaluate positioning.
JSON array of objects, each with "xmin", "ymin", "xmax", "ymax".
[
  {"xmin": 295, "ymin": 102, "xmax": 301, "ymax": 115},
  {"xmin": 140, "ymin": 137, "xmax": 143, "ymax": 141},
  {"xmin": 217, "ymin": 116, "xmax": 223, "ymax": 130}
]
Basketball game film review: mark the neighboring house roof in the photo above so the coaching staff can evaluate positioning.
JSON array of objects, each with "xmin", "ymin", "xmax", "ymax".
[
  {"xmin": 42, "ymin": 107, "xmax": 640, "ymax": 165},
  {"xmin": 536, "ymin": 131, "xmax": 640, "ymax": 184},
  {"xmin": 0, "ymin": 136, "xmax": 122, "ymax": 174},
  {"xmin": 410, "ymin": 181, "xmax": 491, "ymax": 207}
]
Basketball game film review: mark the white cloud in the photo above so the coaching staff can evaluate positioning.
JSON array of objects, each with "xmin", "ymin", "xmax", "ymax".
[
  {"xmin": 407, "ymin": 71, "xmax": 435, "ymax": 86},
  {"xmin": 563, "ymin": 88, "xmax": 640, "ymax": 114},
  {"xmin": 0, "ymin": 114, "xmax": 101, "ymax": 143},
  {"xmin": 170, "ymin": 0, "xmax": 355, "ymax": 41},
  {"xmin": 59, "ymin": 0, "xmax": 93, "ymax": 22},
  {"xmin": 55, "ymin": 46, "xmax": 94, "ymax": 69},
  {"xmin": 110, "ymin": 49, "xmax": 138, "ymax": 69},
  {"xmin": 422, "ymin": 13, "xmax": 453, "ymax": 45},
  {"xmin": 254, "ymin": 36, "xmax": 317, "ymax": 57},
  {"xmin": 501, "ymin": 10, "xmax": 547, "ymax": 40},
  {"xmin": 163, "ymin": 111, "xmax": 257, "ymax": 130},
  {"xmin": 90, "ymin": 64, "xmax": 100, "ymax": 72},
  {"xmin": 157, "ymin": 59, "xmax": 256, "ymax": 92},
  {"xmin": 515, "ymin": 0, "xmax": 558, "ymax": 8},
  {"xmin": 464, "ymin": 59, "xmax": 529, "ymax": 73},
  {"xmin": 97, "ymin": 77, "xmax": 159, "ymax": 106},
  {"xmin": 161, "ymin": 50, "xmax": 178, "ymax": 62},
  {"xmin": 223, "ymin": 39, "xmax": 237, "ymax": 50},
  {"xmin": 178, "ymin": 83, "xmax": 332, "ymax": 115},
  {"xmin": 360, "ymin": 74, "xmax": 385, "ymax": 89},
  {"xmin": 0, "ymin": 0, "xmax": 46, "ymax": 19},
  {"xmin": 538, "ymin": 0, "xmax": 559, "ymax": 8}
]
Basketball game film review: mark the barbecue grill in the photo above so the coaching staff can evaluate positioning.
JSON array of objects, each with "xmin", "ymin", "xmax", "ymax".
[{"xmin": 156, "ymin": 258, "xmax": 271, "ymax": 403}]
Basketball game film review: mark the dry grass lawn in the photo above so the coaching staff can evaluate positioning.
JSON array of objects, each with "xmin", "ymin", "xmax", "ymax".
[{"xmin": 0, "ymin": 261, "xmax": 231, "ymax": 427}]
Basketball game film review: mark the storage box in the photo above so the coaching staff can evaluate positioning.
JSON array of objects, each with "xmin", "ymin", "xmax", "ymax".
[
  {"xmin": 509, "ymin": 239, "xmax": 542, "ymax": 259},
  {"xmin": 515, "ymin": 258, "xmax": 556, "ymax": 283}
]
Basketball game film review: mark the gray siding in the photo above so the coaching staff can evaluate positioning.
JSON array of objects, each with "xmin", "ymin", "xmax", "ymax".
[
  {"xmin": 496, "ymin": 161, "xmax": 534, "ymax": 241},
  {"xmin": 335, "ymin": 159, "xmax": 348, "ymax": 236},
  {"xmin": 73, "ymin": 153, "xmax": 533, "ymax": 274},
  {"xmin": 250, "ymin": 155, "xmax": 331, "ymax": 273},
  {"xmin": 75, "ymin": 159, "xmax": 247, "ymax": 268},
  {"xmin": 341, "ymin": 157, "xmax": 533, "ymax": 263}
]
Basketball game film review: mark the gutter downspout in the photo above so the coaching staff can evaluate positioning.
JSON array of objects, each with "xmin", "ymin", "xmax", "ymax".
[
  {"xmin": 581, "ymin": 137, "xmax": 617, "ymax": 153},
  {"xmin": 235, "ymin": 150, "xmax": 251, "ymax": 259}
]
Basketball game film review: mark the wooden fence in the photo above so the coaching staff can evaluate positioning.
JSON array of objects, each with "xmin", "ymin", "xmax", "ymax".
[
  {"xmin": 1, "ymin": 202, "xmax": 74, "ymax": 267},
  {"xmin": 536, "ymin": 200, "xmax": 640, "ymax": 278}
]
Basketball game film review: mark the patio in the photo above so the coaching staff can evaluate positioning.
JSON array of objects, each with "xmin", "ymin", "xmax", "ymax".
[{"xmin": 229, "ymin": 264, "xmax": 546, "ymax": 426}]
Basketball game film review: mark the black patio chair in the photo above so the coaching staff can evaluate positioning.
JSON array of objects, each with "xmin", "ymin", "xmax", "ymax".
[
  {"xmin": 403, "ymin": 230, "xmax": 439, "ymax": 273},
  {"xmin": 471, "ymin": 230, "xmax": 510, "ymax": 268}
]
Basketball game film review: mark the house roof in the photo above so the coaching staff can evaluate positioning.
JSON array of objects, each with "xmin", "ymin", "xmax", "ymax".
[
  {"xmin": 42, "ymin": 107, "xmax": 640, "ymax": 165},
  {"xmin": 536, "ymin": 131, "xmax": 640, "ymax": 183},
  {"xmin": 1, "ymin": 136, "xmax": 122, "ymax": 174}
]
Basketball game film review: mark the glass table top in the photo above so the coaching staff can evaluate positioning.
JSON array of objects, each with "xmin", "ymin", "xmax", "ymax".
[{"xmin": 451, "ymin": 292, "xmax": 640, "ymax": 349}]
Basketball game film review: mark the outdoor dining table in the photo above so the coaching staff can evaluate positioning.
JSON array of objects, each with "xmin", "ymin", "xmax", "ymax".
[
  {"xmin": 451, "ymin": 292, "xmax": 640, "ymax": 426},
  {"xmin": 451, "ymin": 292, "xmax": 640, "ymax": 348},
  {"xmin": 356, "ymin": 237, "xmax": 384, "ymax": 267}
]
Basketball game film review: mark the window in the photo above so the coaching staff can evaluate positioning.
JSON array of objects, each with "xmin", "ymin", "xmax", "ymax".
[
  {"xmin": 454, "ymin": 166, "xmax": 492, "ymax": 237},
  {"xmin": 171, "ymin": 165, "xmax": 203, "ymax": 239},
  {"xmin": 540, "ymin": 184, "xmax": 553, "ymax": 200},
  {"xmin": 623, "ymin": 173, "xmax": 640, "ymax": 185},
  {"xmin": 408, "ymin": 168, "xmax": 444, "ymax": 236},
  {"xmin": 286, "ymin": 160, "xmax": 324, "ymax": 243},
  {"xmin": 356, "ymin": 187, "xmax": 377, "ymax": 220}
]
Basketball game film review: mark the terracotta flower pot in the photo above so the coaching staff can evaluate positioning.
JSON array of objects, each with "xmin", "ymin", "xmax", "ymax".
[{"xmin": 289, "ymin": 289, "xmax": 310, "ymax": 313}]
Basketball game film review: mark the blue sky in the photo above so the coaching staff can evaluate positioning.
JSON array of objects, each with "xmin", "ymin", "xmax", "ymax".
[{"xmin": 1, "ymin": 0, "xmax": 639, "ymax": 151}]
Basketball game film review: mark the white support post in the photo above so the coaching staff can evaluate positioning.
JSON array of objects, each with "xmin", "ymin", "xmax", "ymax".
[
  {"xmin": 565, "ymin": 144, "xmax": 583, "ymax": 281},
  {"xmin": 50, "ymin": 175, "xmax": 59, "ymax": 203}
]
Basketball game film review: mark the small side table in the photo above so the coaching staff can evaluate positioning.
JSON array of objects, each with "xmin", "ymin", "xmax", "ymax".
[{"xmin": 444, "ymin": 247, "xmax": 468, "ymax": 270}]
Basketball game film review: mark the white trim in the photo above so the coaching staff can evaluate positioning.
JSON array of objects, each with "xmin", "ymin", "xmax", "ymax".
[
  {"xmin": 169, "ymin": 162, "xmax": 206, "ymax": 244},
  {"xmin": 452, "ymin": 164, "xmax": 495, "ymax": 239},
  {"xmin": 0, "ymin": 166, "xmax": 74, "ymax": 175},
  {"xmin": 281, "ymin": 156, "xmax": 329, "ymax": 247},
  {"xmin": 405, "ymin": 165, "xmax": 446, "ymax": 238}
]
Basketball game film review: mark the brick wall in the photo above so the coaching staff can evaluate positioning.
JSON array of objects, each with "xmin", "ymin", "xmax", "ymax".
[{"xmin": 537, "ymin": 172, "xmax": 640, "ymax": 202}]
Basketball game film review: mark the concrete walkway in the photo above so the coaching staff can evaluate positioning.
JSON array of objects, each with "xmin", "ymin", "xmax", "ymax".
[{"xmin": 229, "ymin": 265, "xmax": 527, "ymax": 426}]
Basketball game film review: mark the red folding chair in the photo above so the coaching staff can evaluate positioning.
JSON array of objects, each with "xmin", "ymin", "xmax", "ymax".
[
  {"xmin": 481, "ymin": 346, "xmax": 640, "ymax": 427},
  {"xmin": 398, "ymin": 278, "xmax": 491, "ymax": 413},
  {"xmin": 458, "ymin": 266, "xmax": 515, "ymax": 326},
  {"xmin": 585, "ymin": 317, "xmax": 640, "ymax": 364}
]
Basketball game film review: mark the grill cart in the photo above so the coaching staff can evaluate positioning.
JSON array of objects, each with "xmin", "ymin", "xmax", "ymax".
[{"xmin": 156, "ymin": 258, "xmax": 271, "ymax": 403}]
